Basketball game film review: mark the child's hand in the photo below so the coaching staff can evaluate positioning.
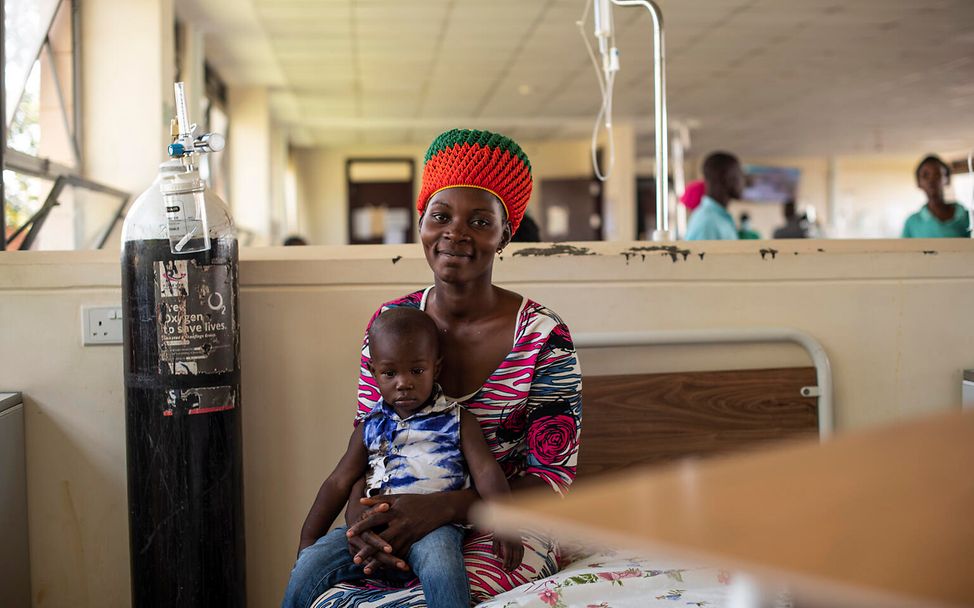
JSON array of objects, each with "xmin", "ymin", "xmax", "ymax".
[
  {"xmin": 492, "ymin": 535, "xmax": 524, "ymax": 571},
  {"xmin": 360, "ymin": 556, "xmax": 407, "ymax": 576},
  {"xmin": 347, "ymin": 534, "xmax": 409, "ymax": 576}
]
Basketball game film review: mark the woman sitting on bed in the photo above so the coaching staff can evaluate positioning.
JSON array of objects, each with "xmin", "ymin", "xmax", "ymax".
[{"xmin": 312, "ymin": 129, "xmax": 582, "ymax": 607}]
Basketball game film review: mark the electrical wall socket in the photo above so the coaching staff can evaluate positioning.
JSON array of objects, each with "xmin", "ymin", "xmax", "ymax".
[{"xmin": 82, "ymin": 306, "xmax": 124, "ymax": 345}]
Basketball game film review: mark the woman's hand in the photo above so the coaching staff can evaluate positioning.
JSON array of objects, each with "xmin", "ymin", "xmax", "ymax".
[
  {"xmin": 344, "ymin": 500, "xmax": 410, "ymax": 574},
  {"xmin": 347, "ymin": 492, "xmax": 468, "ymax": 568},
  {"xmin": 492, "ymin": 535, "xmax": 524, "ymax": 571}
]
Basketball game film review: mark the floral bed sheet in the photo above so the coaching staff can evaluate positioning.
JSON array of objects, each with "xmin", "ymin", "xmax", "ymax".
[
  {"xmin": 477, "ymin": 550, "xmax": 736, "ymax": 608},
  {"xmin": 312, "ymin": 549, "xmax": 743, "ymax": 608}
]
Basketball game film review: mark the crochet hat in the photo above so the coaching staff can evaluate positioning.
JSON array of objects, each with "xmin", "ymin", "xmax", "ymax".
[{"xmin": 418, "ymin": 129, "xmax": 533, "ymax": 234}]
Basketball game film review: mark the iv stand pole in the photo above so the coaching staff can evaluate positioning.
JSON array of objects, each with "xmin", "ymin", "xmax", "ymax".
[{"xmin": 610, "ymin": 0, "xmax": 670, "ymax": 240}]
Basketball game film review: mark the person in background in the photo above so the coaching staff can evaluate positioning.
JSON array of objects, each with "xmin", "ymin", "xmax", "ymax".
[
  {"xmin": 773, "ymin": 199, "xmax": 809, "ymax": 239},
  {"xmin": 686, "ymin": 151, "xmax": 745, "ymax": 240},
  {"xmin": 510, "ymin": 213, "xmax": 541, "ymax": 242},
  {"xmin": 901, "ymin": 155, "xmax": 971, "ymax": 238},
  {"xmin": 737, "ymin": 212, "xmax": 760, "ymax": 239},
  {"xmin": 284, "ymin": 235, "xmax": 309, "ymax": 246}
]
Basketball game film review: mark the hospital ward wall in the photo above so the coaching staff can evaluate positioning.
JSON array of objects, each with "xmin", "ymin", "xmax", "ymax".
[
  {"xmin": 1, "ymin": 239, "xmax": 972, "ymax": 608},
  {"xmin": 295, "ymin": 141, "xmax": 936, "ymax": 246},
  {"xmin": 292, "ymin": 134, "xmax": 633, "ymax": 246}
]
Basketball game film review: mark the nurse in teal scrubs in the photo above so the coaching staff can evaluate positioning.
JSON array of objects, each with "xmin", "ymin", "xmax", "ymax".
[{"xmin": 901, "ymin": 155, "xmax": 971, "ymax": 238}]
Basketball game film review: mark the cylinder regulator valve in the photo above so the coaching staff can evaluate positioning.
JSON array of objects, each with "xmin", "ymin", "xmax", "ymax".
[{"xmin": 161, "ymin": 82, "xmax": 226, "ymax": 254}]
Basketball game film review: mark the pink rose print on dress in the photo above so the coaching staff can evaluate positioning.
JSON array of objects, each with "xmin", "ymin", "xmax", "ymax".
[{"xmin": 527, "ymin": 413, "xmax": 577, "ymax": 466}]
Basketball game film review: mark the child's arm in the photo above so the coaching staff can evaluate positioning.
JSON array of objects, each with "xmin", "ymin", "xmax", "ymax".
[
  {"xmin": 297, "ymin": 424, "xmax": 368, "ymax": 555},
  {"xmin": 459, "ymin": 409, "xmax": 509, "ymax": 500},
  {"xmin": 343, "ymin": 477, "xmax": 368, "ymax": 526},
  {"xmin": 459, "ymin": 408, "xmax": 524, "ymax": 571}
]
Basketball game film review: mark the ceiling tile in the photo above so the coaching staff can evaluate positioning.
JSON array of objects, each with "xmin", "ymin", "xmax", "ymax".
[{"xmin": 195, "ymin": 0, "xmax": 974, "ymax": 156}]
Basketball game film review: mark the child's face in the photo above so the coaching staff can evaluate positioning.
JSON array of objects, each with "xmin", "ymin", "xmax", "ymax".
[{"xmin": 369, "ymin": 333, "xmax": 439, "ymax": 419}]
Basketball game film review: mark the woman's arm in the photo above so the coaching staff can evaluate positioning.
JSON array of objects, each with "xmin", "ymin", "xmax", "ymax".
[
  {"xmin": 344, "ymin": 490, "xmax": 479, "ymax": 572},
  {"xmin": 460, "ymin": 409, "xmax": 524, "ymax": 570},
  {"xmin": 347, "ymin": 488, "xmax": 478, "ymax": 549},
  {"xmin": 521, "ymin": 320, "xmax": 583, "ymax": 496},
  {"xmin": 509, "ymin": 474, "xmax": 552, "ymax": 492}
]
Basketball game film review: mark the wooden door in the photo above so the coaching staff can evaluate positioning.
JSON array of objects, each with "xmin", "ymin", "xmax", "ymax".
[
  {"xmin": 538, "ymin": 177, "xmax": 603, "ymax": 241},
  {"xmin": 346, "ymin": 159, "xmax": 415, "ymax": 245}
]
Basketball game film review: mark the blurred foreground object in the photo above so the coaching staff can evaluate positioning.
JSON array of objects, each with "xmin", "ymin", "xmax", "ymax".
[{"xmin": 475, "ymin": 409, "xmax": 974, "ymax": 608}]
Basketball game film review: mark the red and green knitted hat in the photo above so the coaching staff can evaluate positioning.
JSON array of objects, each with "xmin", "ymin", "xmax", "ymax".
[{"xmin": 418, "ymin": 129, "xmax": 533, "ymax": 234}]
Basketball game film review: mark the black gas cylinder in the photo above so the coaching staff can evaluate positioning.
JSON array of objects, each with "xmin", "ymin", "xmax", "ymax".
[{"xmin": 120, "ymin": 161, "xmax": 244, "ymax": 607}]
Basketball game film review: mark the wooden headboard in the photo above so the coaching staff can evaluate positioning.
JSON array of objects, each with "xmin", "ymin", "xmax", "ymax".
[{"xmin": 576, "ymin": 367, "xmax": 819, "ymax": 479}]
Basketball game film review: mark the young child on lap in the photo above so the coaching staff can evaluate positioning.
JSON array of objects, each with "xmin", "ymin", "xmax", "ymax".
[{"xmin": 282, "ymin": 307, "xmax": 521, "ymax": 608}]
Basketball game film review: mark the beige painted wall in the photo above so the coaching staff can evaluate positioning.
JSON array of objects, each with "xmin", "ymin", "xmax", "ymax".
[
  {"xmin": 831, "ymin": 155, "xmax": 923, "ymax": 238},
  {"xmin": 292, "ymin": 144, "xmax": 959, "ymax": 246},
  {"xmin": 292, "ymin": 144, "xmax": 426, "ymax": 246},
  {"xmin": 228, "ymin": 87, "xmax": 273, "ymax": 244},
  {"xmin": 2, "ymin": 238, "xmax": 972, "ymax": 607},
  {"xmin": 268, "ymin": 127, "xmax": 286, "ymax": 243},
  {"xmin": 82, "ymin": 0, "xmax": 174, "ymax": 195}
]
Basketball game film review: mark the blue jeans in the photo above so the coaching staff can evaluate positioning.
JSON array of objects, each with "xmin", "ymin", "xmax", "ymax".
[{"xmin": 281, "ymin": 525, "xmax": 470, "ymax": 608}]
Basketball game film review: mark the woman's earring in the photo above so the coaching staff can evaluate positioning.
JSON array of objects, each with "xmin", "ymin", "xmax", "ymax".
[{"xmin": 497, "ymin": 248, "xmax": 504, "ymax": 254}]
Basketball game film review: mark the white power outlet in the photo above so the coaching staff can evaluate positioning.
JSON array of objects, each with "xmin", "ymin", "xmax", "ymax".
[{"xmin": 82, "ymin": 306, "xmax": 124, "ymax": 345}]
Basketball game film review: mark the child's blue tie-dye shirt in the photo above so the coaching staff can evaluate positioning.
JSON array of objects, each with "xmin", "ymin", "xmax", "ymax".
[{"xmin": 361, "ymin": 385, "xmax": 469, "ymax": 497}]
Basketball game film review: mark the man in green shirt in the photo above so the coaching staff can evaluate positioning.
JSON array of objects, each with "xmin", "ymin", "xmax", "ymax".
[{"xmin": 901, "ymin": 155, "xmax": 971, "ymax": 238}]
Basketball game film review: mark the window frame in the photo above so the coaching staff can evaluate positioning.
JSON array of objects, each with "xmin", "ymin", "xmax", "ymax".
[{"xmin": 1, "ymin": 0, "xmax": 129, "ymax": 251}]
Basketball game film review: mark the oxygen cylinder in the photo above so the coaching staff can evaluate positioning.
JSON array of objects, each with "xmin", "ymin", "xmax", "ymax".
[{"xmin": 120, "ymin": 89, "xmax": 244, "ymax": 607}]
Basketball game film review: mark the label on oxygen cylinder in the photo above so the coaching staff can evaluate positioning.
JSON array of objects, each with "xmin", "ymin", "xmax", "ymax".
[
  {"xmin": 163, "ymin": 189, "xmax": 211, "ymax": 253},
  {"xmin": 154, "ymin": 258, "xmax": 236, "ymax": 379},
  {"xmin": 164, "ymin": 385, "xmax": 236, "ymax": 416}
]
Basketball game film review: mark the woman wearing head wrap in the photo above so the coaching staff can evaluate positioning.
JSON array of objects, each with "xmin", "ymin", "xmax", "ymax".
[{"xmin": 309, "ymin": 129, "xmax": 582, "ymax": 607}]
